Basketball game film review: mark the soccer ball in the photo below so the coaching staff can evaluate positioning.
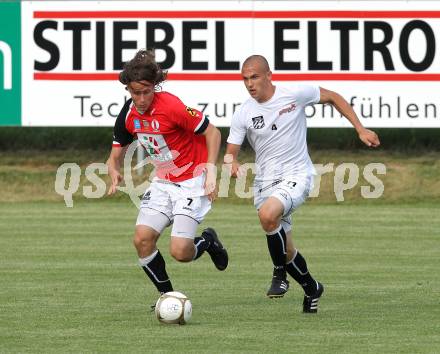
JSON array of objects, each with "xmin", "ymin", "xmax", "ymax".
[{"xmin": 155, "ymin": 291, "xmax": 192, "ymax": 325}]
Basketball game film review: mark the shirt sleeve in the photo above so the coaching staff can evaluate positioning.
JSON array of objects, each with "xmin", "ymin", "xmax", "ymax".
[
  {"xmin": 226, "ymin": 108, "xmax": 247, "ymax": 146},
  {"xmin": 112, "ymin": 99, "xmax": 134, "ymax": 147},
  {"xmin": 172, "ymin": 96, "xmax": 209, "ymax": 134},
  {"xmin": 295, "ymin": 84, "xmax": 320, "ymax": 106}
]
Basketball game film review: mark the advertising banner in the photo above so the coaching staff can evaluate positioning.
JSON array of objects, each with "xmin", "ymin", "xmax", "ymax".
[
  {"xmin": 2, "ymin": 1, "xmax": 440, "ymax": 127},
  {"xmin": 0, "ymin": 1, "xmax": 21, "ymax": 126}
]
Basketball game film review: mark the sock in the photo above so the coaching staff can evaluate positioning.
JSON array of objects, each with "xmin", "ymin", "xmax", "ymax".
[
  {"xmin": 139, "ymin": 250, "xmax": 173, "ymax": 294},
  {"xmin": 192, "ymin": 232, "xmax": 212, "ymax": 260},
  {"xmin": 266, "ymin": 225, "xmax": 287, "ymax": 278},
  {"xmin": 286, "ymin": 250, "xmax": 317, "ymax": 296}
]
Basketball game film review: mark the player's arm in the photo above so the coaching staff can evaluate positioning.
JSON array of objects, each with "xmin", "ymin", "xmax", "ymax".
[
  {"xmin": 201, "ymin": 123, "xmax": 221, "ymax": 201},
  {"xmin": 224, "ymin": 143, "xmax": 242, "ymax": 178},
  {"xmin": 106, "ymin": 146, "xmax": 128, "ymax": 195},
  {"xmin": 107, "ymin": 99, "xmax": 133, "ymax": 195},
  {"xmin": 319, "ymin": 87, "xmax": 380, "ymax": 147}
]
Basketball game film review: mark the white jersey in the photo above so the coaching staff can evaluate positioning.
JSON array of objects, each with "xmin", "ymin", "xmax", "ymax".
[{"xmin": 227, "ymin": 84, "xmax": 320, "ymax": 182}]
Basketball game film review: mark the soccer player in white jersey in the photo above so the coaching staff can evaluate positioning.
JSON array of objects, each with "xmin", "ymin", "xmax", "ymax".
[{"xmin": 225, "ymin": 55, "xmax": 380, "ymax": 313}]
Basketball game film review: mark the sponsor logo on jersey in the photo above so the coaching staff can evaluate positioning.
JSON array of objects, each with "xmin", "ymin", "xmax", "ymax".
[
  {"xmin": 142, "ymin": 191, "xmax": 151, "ymax": 201},
  {"xmin": 279, "ymin": 102, "xmax": 297, "ymax": 116},
  {"xmin": 134, "ymin": 119, "xmax": 141, "ymax": 129},
  {"xmin": 142, "ymin": 120, "xmax": 149, "ymax": 128},
  {"xmin": 152, "ymin": 119, "xmax": 160, "ymax": 131},
  {"xmin": 185, "ymin": 106, "xmax": 198, "ymax": 117},
  {"xmin": 252, "ymin": 115, "xmax": 265, "ymax": 129},
  {"xmin": 271, "ymin": 124, "xmax": 277, "ymax": 130}
]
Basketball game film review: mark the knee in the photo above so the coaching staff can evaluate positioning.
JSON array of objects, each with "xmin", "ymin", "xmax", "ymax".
[
  {"xmin": 258, "ymin": 209, "xmax": 279, "ymax": 233},
  {"xmin": 170, "ymin": 246, "xmax": 192, "ymax": 262},
  {"xmin": 133, "ymin": 230, "xmax": 155, "ymax": 250}
]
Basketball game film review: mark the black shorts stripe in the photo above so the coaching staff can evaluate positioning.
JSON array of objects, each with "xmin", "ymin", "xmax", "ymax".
[{"xmin": 174, "ymin": 213, "xmax": 201, "ymax": 224}]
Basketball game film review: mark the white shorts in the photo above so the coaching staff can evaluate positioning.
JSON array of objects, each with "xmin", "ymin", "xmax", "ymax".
[
  {"xmin": 136, "ymin": 174, "xmax": 211, "ymax": 238},
  {"xmin": 253, "ymin": 175, "xmax": 313, "ymax": 232}
]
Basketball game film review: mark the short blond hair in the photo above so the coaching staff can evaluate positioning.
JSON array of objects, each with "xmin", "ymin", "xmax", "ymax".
[{"xmin": 242, "ymin": 55, "xmax": 270, "ymax": 72}]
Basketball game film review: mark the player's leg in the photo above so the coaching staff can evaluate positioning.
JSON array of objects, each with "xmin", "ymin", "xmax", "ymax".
[
  {"xmin": 258, "ymin": 197, "xmax": 289, "ymax": 298},
  {"xmin": 284, "ymin": 222, "xmax": 324, "ymax": 313},
  {"xmin": 285, "ymin": 231, "xmax": 317, "ymax": 294},
  {"xmin": 171, "ymin": 196, "xmax": 228, "ymax": 270},
  {"xmin": 135, "ymin": 210, "xmax": 173, "ymax": 294},
  {"xmin": 169, "ymin": 215, "xmax": 199, "ymax": 262},
  {"xmin": 277, "ymin": 175, "xmax": 324, "ymax": 312},
  {"xmin": 169, "ymin": 215, "xmax": 226, "ymax": 268},
  {"xmin": 136, "ymin": 182, "xmax": 174, "ymax": 295}
]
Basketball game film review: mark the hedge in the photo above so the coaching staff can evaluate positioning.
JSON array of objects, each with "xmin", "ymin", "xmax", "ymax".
[{"xmin": 0, "ymin": 127, "xmax": 439, "ymax": 151}]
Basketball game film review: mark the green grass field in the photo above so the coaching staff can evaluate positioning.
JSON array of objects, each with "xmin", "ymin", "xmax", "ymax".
[{"xmin": 0, "ymin": 201, "xmax": 439, "ymax": 353}]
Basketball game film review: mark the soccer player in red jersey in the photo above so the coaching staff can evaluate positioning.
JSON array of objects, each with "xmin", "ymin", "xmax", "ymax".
[{"xmin": 106, "ymin": 50, "xmax": 228, "ymax": 297}]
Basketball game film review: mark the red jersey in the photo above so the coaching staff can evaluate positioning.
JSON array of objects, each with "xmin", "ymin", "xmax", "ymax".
[{"xmin": 112, "ymin": 91, "xmax": 209, "ymax": 182}]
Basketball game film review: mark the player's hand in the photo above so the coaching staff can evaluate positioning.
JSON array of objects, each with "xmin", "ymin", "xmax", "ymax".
[
  {"xmin": 108, "ymin": 169, "xmax": 123, "ymax": 195},
  {"xmin": 230, "ymin": 161, "xmax": 243, "ymax": 178},
  {"xmin": 358, "ymin": 128, "xmax": 380, "ymax": 148},
  {"xmin": 223, "ymin": 154, "xmax": 242, "ymax": 178},
  {"xmin": 204, "ymin": 166, "xmax": 218, "ymax": 202}
]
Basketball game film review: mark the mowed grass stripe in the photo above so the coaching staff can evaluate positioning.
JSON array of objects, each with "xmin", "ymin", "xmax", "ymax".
[{"xmin": 0, "ymin": 201, "xmax": 438, "ymax": 353}]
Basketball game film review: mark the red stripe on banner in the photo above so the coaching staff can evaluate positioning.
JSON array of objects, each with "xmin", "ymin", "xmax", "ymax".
[
  {"xmin": 34, "ymin": 73, "xmax": 118, "ymax": 80},
  {"xmin": 33, "ymin": 10, "xmax": 440, "ymax": 19},
  {"xmin": 34, "ymin": 72, "xmax": 440, "ymax": 81}
]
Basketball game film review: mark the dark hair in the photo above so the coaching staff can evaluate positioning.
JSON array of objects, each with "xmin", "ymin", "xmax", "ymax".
[{"xmin": 119, "ymin": 49, "xmax": 167, "ymax": 88}]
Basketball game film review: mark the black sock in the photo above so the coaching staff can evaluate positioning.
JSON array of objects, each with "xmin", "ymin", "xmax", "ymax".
[
  {"xmin": 139, "ymin": 250, "xmax": 173, "ymax": 294},
  {"xmin": 286, "ymin": 251, "xmax": 317, "ymax": 296},
  {"xmin": 266, "ymin": 226, "xmax": 287, "ymax": 278},
  {"xmin": 193, "ymin": 234, "xmax": 211, "ymax": 260}
]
